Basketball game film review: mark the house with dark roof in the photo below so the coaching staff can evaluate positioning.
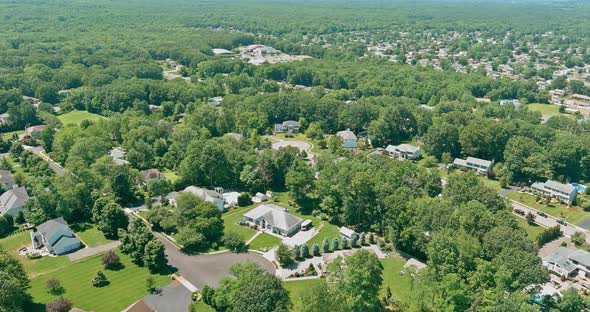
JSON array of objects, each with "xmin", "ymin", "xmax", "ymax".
[
  {"xmin": 532, "ymin": 180, "xmax": 577, "ymax": 204},
  {"xmin": 141, "ymin": 169, "xmax": 164, "ymax": 184},
  {"xmin": 0, "ymin": 169, "xmax": 14, "ymax": 190},
  {"xmin": 243, "ymin": 204, "xmax": 302, "ymax": 236},
  {"xmin": 0, "ymin": 186, "xmax": 28, "ymax": 217},
  {"xmin": 31, "ymin": 217, "xmax": 81, "ymax": 255},
  {"xmin": 453, "ymin": 157, "xmax": 493, "ymax": 175}
]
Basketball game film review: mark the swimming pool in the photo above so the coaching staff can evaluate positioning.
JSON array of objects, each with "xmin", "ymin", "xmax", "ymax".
[{"xmin": 571, "ymin": 183, "xmax": 587, "ymax": 192}]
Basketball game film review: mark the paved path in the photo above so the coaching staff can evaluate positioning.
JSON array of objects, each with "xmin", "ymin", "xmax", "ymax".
[
  {"xmin": 68, "ymin": 241, "xmax": 121, "ymax": 261},
  {"xmin": 245, "ymin": 231, "xmax": 262, "ymax": 245},
  {"xmin": 268, "ymin": 136, "xmax": 316, "ymax": 164}
]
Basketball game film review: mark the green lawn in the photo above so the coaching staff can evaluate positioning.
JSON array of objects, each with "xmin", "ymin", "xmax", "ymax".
[
  {"xmin": 1, "ymin": 130, "xmax": 23, "ymax": 140},
  {"xmin": 247, "ymin": 233, "xmax": 282, "ymax": 252},
  {"xmin": 222, "ymin": 205, "xmax": 257, "ymax": 241},
  {"xmin": 527, "ymin": 103, "xmax": 569, "ymax": 118},
  {"xmin": 163, "ymin": 170, "xmax": 179, "ymax": 183},
  {"xmin": 2, "ymin": 156, "xmax": 32, "ymax": 179},
  {"xmin": 71, "ymin": 223, "xmax": 114, "ymax": 248},
  {"xmin": 28, "ymin": 250, "xmax": 170, "ymax": 312},
  {"xmin": 284, "ymin": 279, "xmax": 322, "ymax": 311},
  {"xmin": 0, "ymin": 232, "xmax": 71, "ymax": 277},
  {"xmin": 515, "ymin": 216, "xmax": 544, "ymax": 241},
  {"xmin": 190, "ymin": 301, "xmax": 215, "ymax": 312},
  {"xmin": 379, "ymin": 257, "xmax": 416, "ymax": 304},
  {"xmin": 507, "ymin": 192, "xmax": 590, "ymax": 225},
  {"xmin": 57, "ymin": 110, "xmax": 105, "ymax": 125}
]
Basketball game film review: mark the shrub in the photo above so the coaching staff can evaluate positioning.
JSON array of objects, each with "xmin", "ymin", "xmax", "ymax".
[
  {"xmin": 91, "ymin": 270, "xmax": 109, "ymax": 287},
  {"xmin": 202, "ymin": 285, "xmax": 215, "ymax": 306},
  {"xmin": 145, "ymin": 276, "xmax": 155, "ymax": 292},
  {"xmin": 237, "ymin": 193, "xmax": 252, "ymax": 207},
  {"xmin": 342, "ymin": 237, "xmax": 349, "ymax": 249},
  {"xmin": 46, "ymin": 278, "xmax": 64, "ymax": 295},
  {"xmin": 276, "ymin": 243, "xmax": 294, "ymax": 267},
  {"xmin": 102, "ymin": 250, "xmax": 121, "ymax": 270},
  {"xmin": 537, "ymin": 226, "xmax": 563, "ymax": 247},
  {"xmin": 300, "ymin": 244, "xmax": 310, "ymax": 258},
  {"xmin": 332, "ymin": 237, "xmax": 339, "ymax": 251},
  {"xmin": 369, "ymin": 233, "xmax": 375, "ymax": 244},
  {"xmin": 223, "ymin": 231, "xmax": 245, "ymax": 252},
  {"xmin": 378, "ymin": 238, "xmax": 386, "ymax": 249},
  {"xmin": 322, "ymin": 238, "xmax": 330, "ymax": 253},
  {"xmin": 292, "ymin": 245, "xmax": 300, "ymax": 259},
  {"xmin": 312, "ymin": 244, "xmax": 320, "ymax": 256},
  {"xmin": 359, "ymin": 232, "xmax": 366, "ymax": 245},
  {"xmin": 350, "ymin": 233, "xmax": 358, "ymax": 247},
  {"xmin": 46, "ymin": 297, "xmax": 73, "ymax": 312},
  {"xmin": 572, "ymin": 231, "xmax": 586, "ymax": 246}
]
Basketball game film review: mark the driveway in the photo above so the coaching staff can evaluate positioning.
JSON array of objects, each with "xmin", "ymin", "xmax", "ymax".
[
  {"xmin": 270, "ymin": 138, "xmax": 315, "ymax": 164},
  {"xmin": 159, "ymin": 236, "xmax": 275, "ymax": 288},
  {"xmin": 68, "ymin": 241, "xmax": 121, "ymax": 261}
]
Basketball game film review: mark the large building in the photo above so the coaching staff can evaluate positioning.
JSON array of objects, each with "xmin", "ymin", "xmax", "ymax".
[
  {"xmin": 0, "ymin": 169, "xmax": 14, "ymax": 190},
  {"xmin": 385, "ymin": 144, "xmax": 421, "ymax": 160},
  {"xmin": 453, "ymin": 157, "xmax": 493, "ymax": 175},
  {"xmin": 31, "ymin": 217, "xmax": 81, "ymax": 256},
  {"xmin": 274, "ymin": 120, "xmax": 300, "ymax": 134},
  {"xmin": 531, "ymin": 180, "xmax": 577, "ymax": 204},
  {"xmin": 243, "ymin": 204, "xmax": 302, "ymax": 236},
  {"xmin": 543, "ymin": 247, "xmax": 590, "ymax": 278}
]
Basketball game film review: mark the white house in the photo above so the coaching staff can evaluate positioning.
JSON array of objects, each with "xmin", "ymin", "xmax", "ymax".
[
  {"xmin": 531, "ymin": 180, "xmax": 577, "ymax": 204},
  {"xmin": 274, "ymin": 120, "xmax": 300, "ymax": 134},
  {"xmin": 336, "ymin": 129, "xmax": 358, "ymax": 149},
  {"xmin": 385, "ymin": 144, "xmax": 421, "ymax": 160},
  {"xmin": 0, "ymin": 186, "xmax": 29, "ymax": 217},
  {"xmin": 543, "ymin": 247, "xmax": 590, "ymax": 278},
  {"xmin": 182, "ymin": 186, "xmax": 225, "ymax": 211},
  {"xmin": 453, "ymin": 157, "xmax": 493, "ymax": 175},
  {"xmin": 499, "ymin": 99, "xmax": 522, "ymax": 109},
  {"xmin": 243, "ymin": 204, "xmax": 302, "ymax": 236}
]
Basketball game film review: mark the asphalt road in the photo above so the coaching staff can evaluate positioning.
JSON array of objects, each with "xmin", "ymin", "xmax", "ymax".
[{"xmin": 23, "ymin": 145, "xmax": 67, "ymax": 176}]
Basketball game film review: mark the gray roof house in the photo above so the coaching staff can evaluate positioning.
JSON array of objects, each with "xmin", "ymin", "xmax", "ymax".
[
  {"xmin": 183, "ymin": 186, "xmax": 225, "ymax": 211},
  {"xmin": 0, "ymin": 186, "xmax": 29, "ymax": 217},
  {"xmin": 453, "ymin": 157, "xmax": 493, "ymax": 175},
  {"xmin": 385, "ymin": 144, "xmax": 421, "ymax": 160},
  {"xmin": 110, "ymin": 147, "xmax": 130, "ymax": 165},
  {"xmin": 336, "ymin": 129, "xmax": 358, "ymax": 149},
  {"xmin": 532, "ymin": 180, "xmax": 577, "ymax": 204},
  {"xmin": 243, "ymin": 204, "xmax": 302, "ymax": 236},
  {"xmin": 543, "ymin": 247, "xmax": 590, "ymax": 277},
  {"xmin": 0, "ymin": 169, "xmax": 14, "ymax": 190},
  {"xmin": 31, "ymin": 217, "xmax": 81, "ymax": 255},
  {"xmin": 274, "ymin": 120, "xmax": 300, "ymax": 134}
]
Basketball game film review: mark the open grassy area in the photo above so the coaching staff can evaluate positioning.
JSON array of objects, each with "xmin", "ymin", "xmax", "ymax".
[
  {"xmin": 57, "ymin": 110, "xmax": 105, "ymax": 125},
  {"xmin": 222, "ymin": 205, "xmax": 257, "ymax": 241},
  {"xmin": 284, "ymin": 278, "xmax": 322, "ymax": 311},
  {"xmin": 163, "ymin": 169, "xmax": 179, "ymax": 183},
  {"xmin": 0, "ymin": 231, "xmax": 71, "ymax": 277},
  {"xmin": 190, "ymin": 301, "xmax": 215, "ymax": 312},
  {"xmin": 247, "ymin": 233, "xmax": 282, "ymax": 252},
  {"xmin": 515, "ymin": 216, "xmax": 544, "ymax": 241},
  {"xmin": 1, "ymin": 130, "xmax": 23, "ymax": 140},
  {"xmin": 28, "ymin": 250, "xmax": 170, "ymax": 312},
  {"xmin": 507, "ymin": 192, "xmax": 590, "ymax": 225},
  {"xmin": 379, "ymin": 257, "xmax": 415, "ymax": 304},
  {"xmin": 71, "ymin": 223, "xmax": 114, "ymax": 248},
  {"xmin": 527, "ymin": 103, "xmax": 570, "ymax": 119}
]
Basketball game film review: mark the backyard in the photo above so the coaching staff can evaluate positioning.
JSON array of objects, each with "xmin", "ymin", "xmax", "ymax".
[
  {"xmin": 507, "ymin": 191, "xmax": 590, "ymax": 225},
  {"xmin": 27, "ymin": 250, "xmax": 170, "ymax": 312},
  {"xmin": 71, "ymin": 223, "xmax": 114, "ymax": 248},
  {"xmin": 247, "ymin": 233, "xmax": 282, "ymax": 252},
  {"xmin": 222, "ymin": 204, "xmax": 257, "ymax": 241},
  {"xmin": 57, "ymin": 110, "xmax": 105, "ymax": 125}
]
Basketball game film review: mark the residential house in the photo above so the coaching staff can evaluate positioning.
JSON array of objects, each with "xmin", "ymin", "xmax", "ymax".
[
  {"xmin": 141, "ymin": 168, "xmax": 164, "ymax": 184},
  {"xmin": 0, "ymin": 169, "xmax": 14, "ymax": 190},
  {"xmin": 572, "ymin": 94, "xmax": 590, "ymax": 106},
  {"xmin": 531, "ymin": 180, "xmax": 577, "ymax": 204},
  {"xmin": 339, "ymin": 226, "xmax": 356, "ymax": 240},
  {"xmin": 183, "ymin": 186, "xmax": 225, "ymax": 211},
  {"xmin": 385, "ymin": 144, "xmax": 421, "ymax": 160},
  {"xmin": 499, "ymin": 99, "xmax": 523, "ymax": 109},
  {"xmin": 31, "ymin": 217, "xmax": 81, "ymax": 255},
  {"xmin": 0, "ymin": 113, "xmax": 10, "ymax": 125},
  {"xmin": 110, "ymin": 147, "xmax": 130, "ymax": 165},
  {"xmin": 243, "ymin": 204, "xmax": 302, "ymax": 236},
  {"xmin": 273, "ymin": 120, "xmax": 300, "ymax": 134},
  {"xmin": 543, "ymin": 247, "xmax": 590, "ymax": 278},
  {"xmin": 0, "ymin": 186, "xmax": 29, "ymax": 217},
  {"xmin": 453, "ymin": 157, "xmax": 493, "ymax": 175},
  {"xmin": 336, "ymin": 129, "xmax": 358, "ymax": 149},
  {"xmin": 22, "ymin": 96, "xmax": 41, "ymax": 106},
  {"xmin": 212, "ymin": 48, "xmax": 233, "ymax": 56},
  {"xmin": 252, "ymin": 192, "xmax": 268, "ymax": 203},
  {"xmin": 207, "ymin": 96, "xmax": 223, "ymax": 107},
  {"xmin": 19, "ymin": 125, "xmax": 45, "ymax": 140}
]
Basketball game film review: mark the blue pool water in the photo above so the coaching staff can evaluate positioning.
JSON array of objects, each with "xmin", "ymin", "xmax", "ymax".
[{"xmin": 571, "ymin": 183, "xmax": 587, "ymax": 192}]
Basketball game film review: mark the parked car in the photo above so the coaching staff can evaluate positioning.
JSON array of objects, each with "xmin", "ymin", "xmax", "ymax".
[
  {"xmin": 557, "ymin": 219, "xmax": 566, "ymax": 225},
  {"xmin": 537, "ymin": 212, "xmax": 547, "ymax": 217},
  {"xmin": 514, "ymin": 209, "xmax": 525, "ymax": 216}
]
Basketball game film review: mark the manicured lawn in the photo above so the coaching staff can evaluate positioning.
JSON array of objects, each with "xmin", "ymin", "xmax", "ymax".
[
  {"xmin": 306, "ymin": 222, "xmax": 341, "ymax": 248},
  {"xmin": 71, "ymin": 223, "xmax": 114, "ymax": 248},
  {"xmin": 507, "ymin": 192, "xmax": 590, "ymax": 225},
  {"xmin": 379, "ymin": 257, "xmax": 415, "ymax": 304},
  {"xmin": 163, "ymin": 169, "xmax": 179, "ymax": 183},
  {"xmin": 2, "ymin": 156, "xmax": 33, "ymax": 179},
  {"xmin": 527, "ymin": 103, "xmax": 567, "ymax": 118},
  {"xmin": 222, "ymin": 205, "xmax": 257, "ymax": 241},
  {"xmin": 284, "ymin": 278, "xmax": 321, "ymax": 311},
  {"xmin": 190, "ymin": 301, "xmax": 215, "ymax": 312},
  {"xmin": 28, "ymin": 250, "xmax": 170, "ymax": 312},
  {"xmin": 0, "ymin": 231, "xmax": 71, "ymax": 277},
  {"xmin": 1, "ymin": 130, "xmax": 23, "ymax": 140},
  {"xmin": 247, "ymin": 233, "xmax": 282, "ymax": 252},
  {"xmin": 515, "ymin": 216, "xmax": 544, "ymax": 241},
  {"xmin": 479, "ymin": 176, "xmax": 502, "ymax": 191},
  {"xmin": 57, "ymin": 110, "xmax": 105, "ymax": 125}
]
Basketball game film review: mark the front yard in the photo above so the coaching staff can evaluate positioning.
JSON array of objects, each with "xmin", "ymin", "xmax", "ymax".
[
  {"xmin": 248, "ymin": 233, "xmax": 282, "ymax": 252},
  {"xmin": 515, "ymin": 216, "xmax": 545, "ymax": 241},
  {"xmin": 28, "ymin": 250, "xmax": 170, "ymax": 312},
  {"xmin": 71, "ymin": 223, "xmax": 114, "ymax": 248},
  {"xmin": 507, "ymin": 191, "xmax": 590, "ymax": 225}
]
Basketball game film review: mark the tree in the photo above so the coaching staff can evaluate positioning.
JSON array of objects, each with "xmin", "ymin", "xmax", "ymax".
[
  {"xmin": 285, "ymin": 160, "xmax": 315, "ymax": 207},
  {"xmin": 213, "ymin": 262, "xmax": 290, "ymax": 312},
  {"xmin": 298, "ymin": 281, "xmax": 335, "ymax": 312},
  {"xmin": 322, "ymin": 238, "xmax": 330, "ymax": 253},
  {"xmin": 558, "ymin": 288, "xmax": 587, "ymax": 312},
  {"xmin": 201, "ymin": 285, "xmax": 215, "ymax": 306},
  {"xmin": 312, "ymin": 244, "xmax": 321, "ymax": 256},
  {"xmin": 237, "ymin": 192, "xmax": 252, "ymax": 207},
  {"xmin": 91, "ymin": 270, "xmax": 109, "ymax": 287},
  {"xmin": 292, "ymin": 244, "xmax": 301, "ymax": 260},
  {"xmin": 342, "ymin": 237, "xmax": 349, "ymax": 249},
  {"xmin": 101, "ymin": 250, "xmax": 121, "ymax": 270},
  {"xmin": 301, "ymin": 244, "xmax": 310, "ymax": 258},
  {"xmin": 525, "ymin": 212, "xmax": 535, "ymax": 225},
  {"xmin": 571, "ymin": 232, "xmax": 586, "ymax": 246},
  {"xmin": 340, "ymin": 250, "xmax": 383, "ymax": 311},
  {"xmin": 144, "ymin": 240, "xmax": 167, "ymax": 273},
  {"xmin": 118, "ymin": 219, "xmax": 154, "ymax": 264},
  {"xmin": 0, "ymin": 250, "xmax": 29, "ymax": 312},
  {"xmin": 46, "ymin": 278, "xmax": 64, "ymax": 295},
  {"xmin": 422, "ymin": 122, "xmax": 460, "ymax": 159},
  {"xmin": 96, "ymin": 202, "xmax": 129, "ymax": 239},
  {"xmin": 223, "ymin": 231, "xmax": 246, "ymax": 252},
  {"xmin": 276, "ymin": 243, "xmax": 294, "ymax": 267},
  {"xmin": 537, "ymin": 226, "xmax": 562, "ymax": 247},
  {"xmin": 145, "ymin": 276, "xmax": 155, "ymax": 292},
  {"xmin": 46, "ymin": 297, "xmax": 73, "ymax": 312},
  {"xmin": 332, "ymin": 237, "xmax": 339, "ymax": 251},
  {"xmin": 350, "ymin": 233, "xmax": 358, "ymax": 247},
  {"xmin": 359, "ymin": 232, "xmax": 366, "ymax": 245}
]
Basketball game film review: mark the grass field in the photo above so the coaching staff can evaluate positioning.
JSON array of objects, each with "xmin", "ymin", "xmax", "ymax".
[
  {"xmin": 190, "ymin": 301, "xmax": 215, "ymax": 312},
  {"xmin": 247, "ymin": 233, "xmax": 282, "ymax": 252},
  {"xmin": 284, "ymin": 278, "xmax": 322, "ymax": 311},
  {"xmin": 379, "ymin": 257, "xmax": 415, "ymax": 304},
  {"xmin": 57, "ymin": 110, "xmax": 105, "ymax": 125},
  {"xmin": 1, "ymin": 130, "xmax": 23, "ymax": 140},
  {"xmin": 71, "ymin": 223, "xmax": 114, "ymax": 248},
  {"xmin": 28, "ymin": 250, "xmax": 170, "ymax": 312},
  {"xmin": 222, "ymin": 205, "xmax": 257, "ymax": 241},
  {"xmin": 527, "ymin": 103, "xmax": 569, "ymax": 119},
  {"xmin": 508, "ymin": 192, "xmax": 590, "ymax": 225},
  {"xmin": 515, "ymin": 216, "xmax": 544, "ymax": 241},
  {"xmin": 0, "ymin": 232, "xmax": 71, "ymax": 277}
]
